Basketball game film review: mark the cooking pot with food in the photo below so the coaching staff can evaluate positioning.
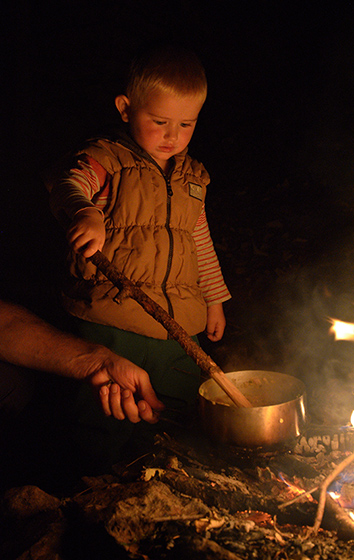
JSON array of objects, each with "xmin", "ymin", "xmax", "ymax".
[{"xmin": 199, "ymin": 370, "xmax": 307, "ymax": 448}]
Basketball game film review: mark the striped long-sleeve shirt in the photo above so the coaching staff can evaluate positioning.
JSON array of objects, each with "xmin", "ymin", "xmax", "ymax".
[{"xmin": 56, "ymin": 156, "xmax": 231, "ymax": 306}]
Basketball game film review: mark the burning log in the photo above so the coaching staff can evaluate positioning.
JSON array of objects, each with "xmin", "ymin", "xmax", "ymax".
[
  {"xmin": 89, "ymin": 250, "xmax": 252, "ymax": 408},
  {"xmin": 310, "ymin": 451, "xmax": 354, "ymax": 535},
  {"xmin": 319, "ymin": 491, "xmax": 354, "ymax": 542},
  {"xmin": 279, "ymin": 484, "xmax": 354, "ymax": 541}
]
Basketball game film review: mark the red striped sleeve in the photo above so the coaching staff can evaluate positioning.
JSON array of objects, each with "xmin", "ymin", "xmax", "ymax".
[
  {"xmin": 67, "ymin": 157, "xmax": 110, "ymax": 211},
  {"xmin": 51, "ymin": 157, "xmax": 111, "ymax": 219},
  {"xmin": 192, "ymin": 210, "xmax": 231, "ymax": 305}
]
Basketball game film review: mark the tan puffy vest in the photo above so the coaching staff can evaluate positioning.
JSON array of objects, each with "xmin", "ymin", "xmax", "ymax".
[{"xmin": 62, "ymin": 138, "xmax": 209, "ymax": 339}]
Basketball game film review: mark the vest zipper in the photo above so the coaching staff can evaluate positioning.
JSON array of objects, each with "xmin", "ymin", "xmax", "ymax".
[
  {"xmin": 161, "ymin": 174, "xmax": 174, "ymax": 320},
  {"xmin": 114, "ymin": 137, "xmax": 177, "ymax": 324},
  {"xmin": 136, "ymin": 149, "xmax": 175, "ymax": 323}
]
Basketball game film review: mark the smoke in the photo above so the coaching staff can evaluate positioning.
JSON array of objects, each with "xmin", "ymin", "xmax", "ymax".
[{"xmin": 212, "ymin": 233, "xmax": 354, "ymax": 426}]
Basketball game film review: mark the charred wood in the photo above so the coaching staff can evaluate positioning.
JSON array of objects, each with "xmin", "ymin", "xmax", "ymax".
[{"xmin": 318, "ymin": 491, "xmax": 354, "ymax": 541}]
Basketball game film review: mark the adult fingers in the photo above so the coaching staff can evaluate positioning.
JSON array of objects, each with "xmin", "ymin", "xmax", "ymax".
[
  {"xmin": 137, "ymin": 400, "xmax": 161, "ymax": 424},
  {"xmin": 108, "ymin": 383, "xmax": 126, "ymax": 420},
  {"xmin": 138, "ymin": 375, "xmax": 165, "ymax": 412},
  {"xmin": 121, "ymin": 389, "xmax": 142, "ymax": 423},
  {"xmin": 100, "ymin": 381, "xmax": 163, "ymax": 423},
  {"xmin": 99, "ymin": 384, "xmax": 113, "ymax": 416}
]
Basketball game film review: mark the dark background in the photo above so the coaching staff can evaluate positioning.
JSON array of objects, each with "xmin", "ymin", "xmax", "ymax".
[
  {"xmin": 2, "ymin": 1, "xmax": 354, "ymax": 409},
  {"xmin": 4, "ymin": 2, "xmax": 354, "ymax": 185}
]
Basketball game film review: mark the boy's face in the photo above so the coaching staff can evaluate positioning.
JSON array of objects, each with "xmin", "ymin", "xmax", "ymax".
[{"xmin": 116, "ymin": 90, "xmax": 204, "ymax": 172}]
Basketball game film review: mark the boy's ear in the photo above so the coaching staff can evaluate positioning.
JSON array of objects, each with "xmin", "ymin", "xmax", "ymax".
[{"xmin": 115, "ymin": 95, "xmax": 130, "ymax": 122}]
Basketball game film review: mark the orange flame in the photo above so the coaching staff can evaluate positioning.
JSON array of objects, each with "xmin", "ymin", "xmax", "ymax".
[
  {"xmin": 278, "ymin": 472, "xmax": 313, "ymax": 500},
  {"xmin": 328, "ymin": 318, "xmax": 354, "ymax": 341}
]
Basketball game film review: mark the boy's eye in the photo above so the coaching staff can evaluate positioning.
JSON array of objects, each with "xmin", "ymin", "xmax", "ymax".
[
  {"xmin": 154, "ymin": 120, "xmax": 166, "ymax": 125},
  {"xmin": 181, "ymin": 123, "xmax": 192, "ymax": 128}
]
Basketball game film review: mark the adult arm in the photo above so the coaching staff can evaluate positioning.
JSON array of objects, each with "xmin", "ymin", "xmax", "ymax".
[{"xmin": 0, "ymin": 300, "xmax": 164, "ymax": 423}]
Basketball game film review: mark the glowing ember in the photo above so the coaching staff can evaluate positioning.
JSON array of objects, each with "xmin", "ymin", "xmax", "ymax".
[
  {"xmin": 329, "ymin": 318, "xmax": 354, "ymax": 341},
  {"xmin": 278, "ymin": 472, "xmax": 313, "ymax": 500}
]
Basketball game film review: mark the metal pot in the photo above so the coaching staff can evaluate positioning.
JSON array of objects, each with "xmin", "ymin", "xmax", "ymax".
[{"xmin": 199, "ymin": 370, "xmax": 307, "ymax": 448}]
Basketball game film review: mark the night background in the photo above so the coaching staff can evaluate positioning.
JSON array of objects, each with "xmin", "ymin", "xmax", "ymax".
[{"xmin": 3, "ymin": 2, "xmax": 354, "ymax": 435}]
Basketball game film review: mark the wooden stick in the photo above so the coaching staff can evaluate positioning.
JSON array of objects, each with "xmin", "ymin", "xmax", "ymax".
[
  {"xmin": 278, "ymin": 485, "xmax": 319, "ymax": 510},
  {"xmin": 311, "ymin": 451, "xmax": 354, "ymax": 534},
  {"xmin": 89, "ymin": 250, "xmax": 252, "ymax": 408}
]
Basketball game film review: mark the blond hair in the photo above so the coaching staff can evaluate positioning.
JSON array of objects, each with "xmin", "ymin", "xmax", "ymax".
[{"xmin": 125, "ymin": 45, "xmax": 207, "ymax": 109}]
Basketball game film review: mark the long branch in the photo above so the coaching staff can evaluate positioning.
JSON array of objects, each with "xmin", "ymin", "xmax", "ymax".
[{"xmin": 89, "ymin": 250, "xmax": 252, "ymax": 408}]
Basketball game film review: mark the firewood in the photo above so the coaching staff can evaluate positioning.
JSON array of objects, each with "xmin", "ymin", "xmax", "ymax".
[
  {"xmin": 320, "ymin": 491, "xmax": 354, "ymax": 541},
  {"xmin": 89, "ymin": 250, "xmax": 252, "ymax": 408},
  {"xmin": 310, "ymin": 451, "xmax": 354, "ymax": 535}
]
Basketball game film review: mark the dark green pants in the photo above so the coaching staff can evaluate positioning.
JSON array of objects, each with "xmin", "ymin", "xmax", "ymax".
[{"xmin": 72, "ymin": 320, "xmax": 201, "ymax": 471}]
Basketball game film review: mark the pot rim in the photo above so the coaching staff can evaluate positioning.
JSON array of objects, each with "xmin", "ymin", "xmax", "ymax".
[{"xmin": 199, "ymin": 370, "xmax": 306, "ymax": 410}]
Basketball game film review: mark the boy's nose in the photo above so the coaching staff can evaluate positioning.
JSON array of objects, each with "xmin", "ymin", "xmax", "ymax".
[{"xmin": 164, "ymin": 125, "xmax": 178, "ymax": 141}]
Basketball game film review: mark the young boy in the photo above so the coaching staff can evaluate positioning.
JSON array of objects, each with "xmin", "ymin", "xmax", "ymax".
[{"xmin": 47, "ymin": 45, "xmax": 231, "ymax": 469}]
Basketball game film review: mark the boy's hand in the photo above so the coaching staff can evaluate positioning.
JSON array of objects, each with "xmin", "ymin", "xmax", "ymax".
[
  {"xmin": 67, "ymin": 208, "xmax": 106, "ymax": 257},
  {"xmin": 205, "ymin": 303, "xmax": 226, "ymax": 342}
]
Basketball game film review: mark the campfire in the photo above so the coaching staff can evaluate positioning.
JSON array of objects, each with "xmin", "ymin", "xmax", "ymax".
[
  {"xmin": 4, "ymin": 318, "xmax": 354, "ymax": 558},
  {"xmin": 4, "ymin": 412, "xmax": 354, "ymax": 558},
  {"xmin": 4, "ymin": 430, "xmax": 354, "ymax": 558}
]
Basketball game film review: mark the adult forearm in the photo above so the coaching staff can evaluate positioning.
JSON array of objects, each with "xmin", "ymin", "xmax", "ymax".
[{"xmin": 0, "ymin": 301, "xmax": 107, "ymax": 380}]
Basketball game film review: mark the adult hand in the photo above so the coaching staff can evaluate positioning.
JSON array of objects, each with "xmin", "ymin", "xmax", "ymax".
[
  {"xmin": 88, "ymin": 354, "xmax": 165, "ymax": 423},
  {"xmin": 67, "ymin": 207, "xmax": 106, "ymax": 257},
  {"xmin": 0, "ymin": 300, "xmax": 164, "ymax": 423}
]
